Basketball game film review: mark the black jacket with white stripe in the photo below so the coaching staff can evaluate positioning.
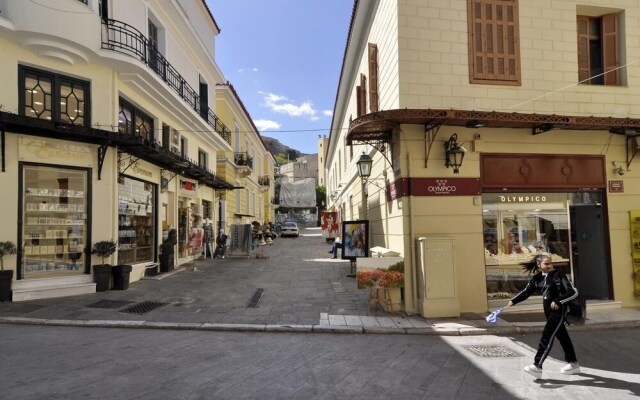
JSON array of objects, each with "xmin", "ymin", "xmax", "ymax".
[{"xmin": 511, "ymin": 269, "xmax": 578, "ymax": 312}]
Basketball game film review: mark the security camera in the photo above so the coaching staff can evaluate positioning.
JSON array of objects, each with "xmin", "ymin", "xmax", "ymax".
[
  {"xmin": 460, "ymin": 145, "xmax": 468, "ymax": 153},
  {"xmin": 616, "ymin": 166, "xmax": 625, "ymax": 176}
]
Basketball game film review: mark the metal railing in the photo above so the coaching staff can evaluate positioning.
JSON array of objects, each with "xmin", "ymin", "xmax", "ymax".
[
  {"xmin": 101, "ymin": 18, "xmax": 231, "ymax": 144},
  {"xmin": 234, "ymin": 152, "xmax": 254, "ymax": 169}
]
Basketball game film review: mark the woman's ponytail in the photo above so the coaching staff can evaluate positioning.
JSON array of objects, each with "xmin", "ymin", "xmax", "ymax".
[{"xmin": 520, "ymin": 252, "xmax": 551, "ymax": 275}]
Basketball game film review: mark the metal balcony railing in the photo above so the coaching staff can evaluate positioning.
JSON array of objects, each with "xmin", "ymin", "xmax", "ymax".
[
  {"xmin": 234, "ymin": 152, "xmax": 254, "ymax": 169},
  {"xmin": 101, "ymin": 19, "xmax": 231, "ymax": 145},
  {"xmin": 258, "ymin": 176, "xmax": 271, "ymax": 186}
]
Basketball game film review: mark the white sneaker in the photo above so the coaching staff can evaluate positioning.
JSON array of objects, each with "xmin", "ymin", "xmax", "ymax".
[
  {"xmin": 560, "ymin": 362, "xmax": 581, "ymax": 375},
  {"xmin": 524, "ymin": 364, "xmax": 543, "ymax": 379}
]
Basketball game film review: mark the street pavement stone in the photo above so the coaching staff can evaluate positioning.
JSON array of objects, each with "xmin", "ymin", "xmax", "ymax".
[{"xmin": 0, "ymin": 226, "xmax": 639, "ymax": 337}]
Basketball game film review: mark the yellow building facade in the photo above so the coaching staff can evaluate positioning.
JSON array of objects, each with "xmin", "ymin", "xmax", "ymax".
[
  {"xmin": 328, "ymin": 0, "xmax": 640, "ymax": 317},
  {"xmin": 0, "ymin": 0, "xmax": 271, "ymax": 301}
]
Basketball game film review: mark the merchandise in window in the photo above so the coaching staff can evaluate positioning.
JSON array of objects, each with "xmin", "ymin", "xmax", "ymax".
[
  {"xmin": 118, "ymin": 176, "xmax": 156, "ymax": 264},
  {"xmin": 21, "ymin": 165, "xmax": 89, "ymax": 277}
]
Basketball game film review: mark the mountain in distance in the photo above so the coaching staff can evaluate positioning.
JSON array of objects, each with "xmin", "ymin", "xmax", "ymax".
[{"xmin": 262, "ymin": 136, "xmax": 306, "ymax": 159}]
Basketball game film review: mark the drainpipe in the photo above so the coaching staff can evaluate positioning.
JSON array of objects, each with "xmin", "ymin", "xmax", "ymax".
[{"xmin": 406, "ymin": 152, "xmax": 418, "ymax": 314}]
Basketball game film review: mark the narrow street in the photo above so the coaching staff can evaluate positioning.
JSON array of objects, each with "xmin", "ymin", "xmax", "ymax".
[{"xmin": 1, "ymin": 325, "xmax": 638, "ymax": 399}]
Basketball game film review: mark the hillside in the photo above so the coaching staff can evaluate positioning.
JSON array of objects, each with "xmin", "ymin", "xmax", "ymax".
[{"xmin": 262, "ymin": 136, "xmax": 305, "ymax": 160}]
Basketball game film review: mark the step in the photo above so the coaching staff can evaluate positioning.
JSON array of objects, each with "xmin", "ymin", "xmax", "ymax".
[
  {"xmin": 11, "ymin": 275, "xmax": 96, "ymax": 302},
  {"xmin": 501, "ymin": 300, "xmax": 621, "ymax": 314}
]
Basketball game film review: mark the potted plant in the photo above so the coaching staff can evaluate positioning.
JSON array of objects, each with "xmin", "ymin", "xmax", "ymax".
[
  {"xmin": 0, "ymin": 241, "xmax": 17, "ymax": 302},
  {"xmin": 91, "ymin": 240, "xmax": 117, "ymax": 292}
]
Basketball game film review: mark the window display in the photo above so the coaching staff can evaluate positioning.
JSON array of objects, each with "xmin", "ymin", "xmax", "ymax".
[
  {"xmin": 118, "ymin": 176, "xmax": 156, "ymax": 264},
  {"xmin": 21, "ymin": 165, "xmax": 88, "ymax": 277},
  {"xmin": 483, "ymin": 193, "xmax": 572, "ymax": 306}
]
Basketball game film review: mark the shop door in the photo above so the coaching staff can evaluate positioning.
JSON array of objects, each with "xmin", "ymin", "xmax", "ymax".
[{"xmin": 570, "ymin": 205, "xmax": 611, "ymax": 300}]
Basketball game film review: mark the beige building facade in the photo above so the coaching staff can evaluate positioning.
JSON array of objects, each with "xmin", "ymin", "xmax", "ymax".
[
  {"xmin": 0, "ymin": 0, "xmax": 272, "ymax": 301},
  {"xmin": 327, "ymin": 0, "xmax": 640, "ymax": 317}
]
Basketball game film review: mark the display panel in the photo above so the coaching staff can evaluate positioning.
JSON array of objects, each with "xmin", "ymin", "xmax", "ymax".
[
  {"xmin": 118, "ymin": 176, "xmax": 156, "ymax": 264},
  {"xmin": 22, "ymin": 165, "xmax": 88, "ymax": 277}
]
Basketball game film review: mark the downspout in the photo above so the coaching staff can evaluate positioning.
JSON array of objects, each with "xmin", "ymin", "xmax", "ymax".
[{"xmin": 406, "ymin": 152, "xmax": 418, "ymax": 314}]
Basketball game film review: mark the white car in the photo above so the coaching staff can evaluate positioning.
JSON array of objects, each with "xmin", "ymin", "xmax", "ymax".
[{"xmin": 280, "ymin": 221, "xmax": 299, "ymax": 237}]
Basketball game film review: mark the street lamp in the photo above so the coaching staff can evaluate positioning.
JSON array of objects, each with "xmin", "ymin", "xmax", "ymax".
[
  {"xmin": 356, "ymin": 152, "xmax": 373, "ymax": 179},
  {"xmin": 444, "ymin": 133, "xmax": 465, "ymax": 174}
]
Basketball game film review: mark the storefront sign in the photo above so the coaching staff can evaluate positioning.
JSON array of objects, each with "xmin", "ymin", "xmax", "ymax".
[
  {"xmin": 609, "ymin": 180, "xmax": 624, "ymax": 193},
  {"xmin": 20, "ymin": 138, "xmax": 90, "ymax": 162},
  {"xmin": 413, "ymin": 178, "xmax": 481, "ymax": 196},
  {"xmin": 131, "ymin": 162, "xmax": 153, "ymax": 178},
  {"xmin": 179, "ymin": 178, "xmax": 198, "ymax": 198},
  {"xmin": 498, "ymin": 195, "xmax": 548, "ymax": 203}
]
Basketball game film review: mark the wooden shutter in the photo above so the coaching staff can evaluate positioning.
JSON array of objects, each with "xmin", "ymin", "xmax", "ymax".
[
  {"xmin": 468, "ymin": 0, "xmax": 520, "ymax": 85},
  {"xmin": 359, "ymin": 74, "xmax": 367, "ymax": 116},
  {"xmin": 576, "ymin": 16, "xmax": 590, "ymax": 83},
  {"xmin": 602, "ymin": 14, "xmax": 619, "ymax": 85},
  {"xmin": 368, "ymin": 43, "xmax": 379, "ymax": 112},
  {"xmin": 356, "ymin": 86, "xmax": 363, "ymax": 117}
]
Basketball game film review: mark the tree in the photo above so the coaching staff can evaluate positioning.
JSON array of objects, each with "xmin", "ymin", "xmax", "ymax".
[{"xmin": 316, "ymin": 186, "xmax": 326, "ymax": 208}]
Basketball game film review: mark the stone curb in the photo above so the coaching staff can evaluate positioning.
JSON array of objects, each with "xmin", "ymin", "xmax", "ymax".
[{"xmin": 0, "ymin": 317, "xmax": 638, "ymax": 335}]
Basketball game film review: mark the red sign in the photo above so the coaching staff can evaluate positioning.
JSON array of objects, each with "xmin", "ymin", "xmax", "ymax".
[{"xmin": 609, "ymin": 180, "xmax": 624, "ymax": 193}]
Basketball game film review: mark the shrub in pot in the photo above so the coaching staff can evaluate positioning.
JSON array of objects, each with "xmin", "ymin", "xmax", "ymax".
[
  {"xmin": 0, "ymin": 241, "xmax": 17, "ymax": 302},
  {"xmin": 91, "ymin": 240, "xmax": 117, "ymax": 292}
]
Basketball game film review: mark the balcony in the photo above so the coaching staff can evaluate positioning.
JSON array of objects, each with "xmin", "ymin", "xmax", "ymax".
[
  {"xmin": 100, "ymin": 18, "xmax": 231, "ymax": 145},
  {"xmin": 234, "ymin": 152, "xmax": 253, "ymax": 178},
  {"xmin": 258, "ymin": 176, "xmax": 271, "ymax": 192}
]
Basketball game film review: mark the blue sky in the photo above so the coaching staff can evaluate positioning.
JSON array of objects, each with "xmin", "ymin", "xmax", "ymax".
[{"xmin": 207, "ymin": 0, "xmax": 353, "ymax": 155}]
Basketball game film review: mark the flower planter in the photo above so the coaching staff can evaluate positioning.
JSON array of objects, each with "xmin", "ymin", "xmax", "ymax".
[
  {"xmin": 93, "ymin": 264, "xmax": 112, "ymax": 292},
  {"xmin": 0, "ymin": 270, "xmax": 14, "ymax": 302},
  {"xmin": 111, "ymin": 265, "xmax": 132, "ymax": 290}
]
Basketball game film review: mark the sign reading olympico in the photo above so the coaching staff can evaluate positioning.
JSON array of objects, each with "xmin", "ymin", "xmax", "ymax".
[
  {"xmin": 498, "ymin": 195, "xmax": 548, "ymax": 203},
  {"xmin": 417, "ymin": 178, "xmax": 481, "ymax": 196}
]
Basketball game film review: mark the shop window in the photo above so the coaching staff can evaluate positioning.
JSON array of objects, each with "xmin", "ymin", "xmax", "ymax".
[
  {"xmin": 20, "ymin": 164, "xmax": 90, "ymax": 278},
  {"xmin": 202, "ymin": 199, "xmax": 212, "ymax": 220},
  {"xmin": 577, "ymin": 12, "xmax": 623, "ymax": 85},
  {"xmin": 118, "ymin": 98, "xmax": 154, "ymax": 141},
  {"xmin": 19, "ymin": 66, "xmax": 90, "ymax": 127},
  {"xmin": 467, "ymin": 0, "xmax": 521, "ymax": 85},
  {"xmin": 118, "ymin": 176, "xmax": 156, "ymax": 265}
]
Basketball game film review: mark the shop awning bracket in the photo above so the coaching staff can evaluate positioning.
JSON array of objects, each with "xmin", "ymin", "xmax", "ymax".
[
  {"xmin": 626, "ymin": 135, "xmax": 640, "ymax": 170},
  {"xmin": 97, "ymin": 144, "xmax": 109, "ymax": 180},
  {"xmin": 1, "ymin": 124, "xmax": 5, "ymax": 173},
  {"xmin": 118, "ymin": 152, "xmax": 140, "ymax": 175},
  {"xmin": 424, "ymin": 122, "xmax": 443, "ymax": 168}
]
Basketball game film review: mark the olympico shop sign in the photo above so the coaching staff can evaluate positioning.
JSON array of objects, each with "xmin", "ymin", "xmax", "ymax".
[
  {"xmin": 414, "ymin": 178, "xmax": 481, "ymax": 196},
  {"xmin": 427, "ymin": 179, "xmax": 458, "ymax": 194},
  {"xmin": 498, "ymin": 195, "xmax": 548, "ymax": 203}
]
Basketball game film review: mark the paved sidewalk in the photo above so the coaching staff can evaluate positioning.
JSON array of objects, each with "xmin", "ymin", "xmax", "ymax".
[{"xmin": 1, "ymin": 226, "xmax": 639, "ymax": 335}]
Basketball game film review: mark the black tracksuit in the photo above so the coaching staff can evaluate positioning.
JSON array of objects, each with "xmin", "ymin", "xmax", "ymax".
[{"xmin": 511, "ymin": 269, "xmax": 579, "ymax": 368}]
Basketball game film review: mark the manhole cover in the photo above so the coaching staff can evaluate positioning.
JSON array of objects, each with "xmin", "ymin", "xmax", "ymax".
[
  {"xmin": 120, "ymin": 301, "xmax": 167, "ymax": 315},
  {"xmin": 247, "ymin": 288, "xmax": 264, "ymax": 308},
  {"xmin": 86, "ymin": 300, "xmax": 132, "ymax": 309},
  {"xmin": 463, "ymin": 345, "xmax": 524, "ymax": 358}
]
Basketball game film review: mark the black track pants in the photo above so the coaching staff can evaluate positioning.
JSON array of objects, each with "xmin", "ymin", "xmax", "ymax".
[{"xmin": 534, "ymin": 308, "xmax": 577, "ymax": 367}]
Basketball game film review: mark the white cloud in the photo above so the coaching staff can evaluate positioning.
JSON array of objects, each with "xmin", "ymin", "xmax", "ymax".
[
  {"xmin": 254, "ymin": 119, "xmax": 281, "ymax": 131},
  {"xmin": 260, "ymin": 92, "xmax": 318, "ymax": 119},
  {"xmin": 322, "ymin": 110, "xmax": 333, "ymax": 117},
  {"xmin": 238, "ymin": 67, "xmax": 259, "ymax": 73}
]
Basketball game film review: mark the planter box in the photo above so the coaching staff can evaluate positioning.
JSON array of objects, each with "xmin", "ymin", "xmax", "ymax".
[
  {"xmin": 93, "ymin": 264, "xmax": 111, "ymax": 292},
  {"xmin": 112, "ymin": 265, "xmax": 132, "ymax": 290},
  {"xmin": 0, "ymin": 270, "xmax": 14, "ymax": 302}
]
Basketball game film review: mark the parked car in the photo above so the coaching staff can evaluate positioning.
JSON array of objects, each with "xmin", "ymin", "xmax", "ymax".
[{"xmin": 280, "ymin": 221, "xmax": 299, "ymax": 238}]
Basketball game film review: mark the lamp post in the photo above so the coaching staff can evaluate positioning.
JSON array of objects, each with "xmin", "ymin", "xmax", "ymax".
[{"xmin": 444, "ymin": 133, "xmax": 465, "ymax": 174}]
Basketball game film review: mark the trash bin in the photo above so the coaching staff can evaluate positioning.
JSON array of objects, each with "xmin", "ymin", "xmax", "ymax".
[{"xmin": 112, "ymin": 265, "xmax": 132, "ymax": 290}]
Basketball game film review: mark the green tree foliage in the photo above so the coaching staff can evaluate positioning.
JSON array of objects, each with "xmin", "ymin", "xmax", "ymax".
[{"xmin": 316, "ymin": 186, "xmax": 326, "ymax": 208}]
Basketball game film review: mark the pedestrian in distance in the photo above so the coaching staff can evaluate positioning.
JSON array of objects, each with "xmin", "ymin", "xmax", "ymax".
[
  {"xmin": 328, "ymin": 237, "xmax": 342, "ymax": 259},
  {"xmin": 507, "ymin": 252, "xmax": 581, "ymax": 379}
]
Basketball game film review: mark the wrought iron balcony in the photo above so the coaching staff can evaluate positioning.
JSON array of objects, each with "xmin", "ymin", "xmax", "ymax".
[
  {"xmin": 100, "ymin": 18, "xmax": 231, "ymax": 145},
  {"xmin": 258, "ymin": 176, "xmax": 271, "ymax": 187},
  {"xmin": 234, "ymin": 152, "xmax": 254, "ymax": 169}
]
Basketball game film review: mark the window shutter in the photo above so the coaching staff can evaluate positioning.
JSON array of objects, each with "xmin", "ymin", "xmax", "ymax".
[
  {"xmin": 360, "ymin": 74, "xmax": 367, "ymax": 115},
  {"xmin": 368, "ymin": 43, "xmax": 379, "ymax": 112},
  {"xmin": 356, "ymin": 85, "xmax": 363, "ymax": 117},
  {"xmin": 576, "ymin": 16, "xmax": 590, "ymax": 83},
  {"xmin": 468, "ymin": 0, "xmax": 520, "ymax": 85},
  {"xmin": 602, "ymin": 14, "xmax": 619, "ymax": 85}
]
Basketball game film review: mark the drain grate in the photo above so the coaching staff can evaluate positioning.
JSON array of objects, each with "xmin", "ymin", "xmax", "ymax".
[
  {"xmin": 247, "ymin": 288, "xmax": 264, "ymax": 308},
  {"xmin": 120, "ymin": 301, "xmax": 167, "ymax": 315},
  {"xmin": 86, "ymin": 300, "xmax": 132, "ymax": 309},
  {"xmin": 463, "ymin": 345, "xmax": 524, "ymax": 358}
]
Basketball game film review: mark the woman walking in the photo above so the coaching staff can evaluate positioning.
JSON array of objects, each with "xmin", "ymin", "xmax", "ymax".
[{"xmin": 507, "ymin": 252, "xmax": 581, "ymax": 379}]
